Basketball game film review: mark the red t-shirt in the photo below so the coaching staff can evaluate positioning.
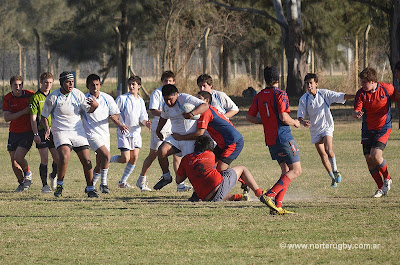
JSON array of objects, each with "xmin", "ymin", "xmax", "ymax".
[
  {"xmin": 177, "ymin": 150, "xmax": 223, "ymax": 200},
  {"xmin": 3, "ymin": 90, "xmax": 34, "ymax": 133}
]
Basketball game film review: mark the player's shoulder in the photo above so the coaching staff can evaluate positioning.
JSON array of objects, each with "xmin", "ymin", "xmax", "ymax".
[
  {"xmin": 25, "ymin": 90, "xmax": 35, "ymax": 96},
  {"xmin": 379, "ymin": 82, "xmax": 394, "ymax": 92},
  {"xmin": 3, "ymin": 92, "xmax": 13, "ymax": 100}
]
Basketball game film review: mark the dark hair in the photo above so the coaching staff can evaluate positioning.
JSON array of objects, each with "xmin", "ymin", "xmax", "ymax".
[
  {"xmin": 395, "ymin": 61, "xmax": 400, "ymax": 71},
  {"xmin": 161, "ymin": 71, "xmax": 175, "ymax": 82},
  {"xmin": 59, "ymin": 71, "xmax": 74, "ymax": 86},
  {"xmin": 359, "ymin": 67, "xmax": 377, "ymax": 82},
  {"xmin": 197, "ymin": 91, "xmax": 212, "ymax": 104},
  {"xmin": 304, "ymin": 73, "xmax": 318, "ymax": 83},
  {"xmin": 128, "ymin": 75, "xmax": 141, "ymax": 85},
  {"xmin": 194, "ymin": 135, "xmax": 214, "ymax": 153},
  {"xmin": 10, "ymin": 75, "xmax": 23, "ymax": 86},
  {"xmin": 264, "ymin": 66, "xmax": 279, "ymax": 85},
  {"xmin": 197, "ymin": 74, "xmax": 213, "ymax": 86},
  {"xmin": 86, "ymin": 74, "xmax": 101, "ymax": 86},
  {"xmin": 40, "ymin": 72, "xmax": 54, "ymax": 82},
  {"xmin": 162, "ymin": 84, "xmax": 179, "ymax": 97}
]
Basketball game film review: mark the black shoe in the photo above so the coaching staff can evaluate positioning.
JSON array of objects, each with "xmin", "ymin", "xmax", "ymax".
[
  {"xmin": 188, "ymin": 191, "xmax": 200, "ymax": 202},
  {"xmin": 23, "ymin": 179, "xmax": 32, "ymax": 190},
  {"xmin": 54, "ymin": 184, "xmax": 63, "ymax": 197},
  {"xmin": 153, "ymin": 176, "xmax": 172, "ymax": 190},
  {"xmin": 87, "ymin": 189, "xmax": 99, "ymax": 198},
  {"xmin": 100, "ymin": 184, "xmax": 110, "ymax": 194},
  {"xmin": 241, "ymin": 183, "xmax": 249, "ymax": 192}
]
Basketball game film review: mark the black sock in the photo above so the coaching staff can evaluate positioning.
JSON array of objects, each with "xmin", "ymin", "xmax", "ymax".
[
  {"xmin": 50, "ymin": 161, "xmax": 58, "ymax": 178},
  {"xmin": 39, "ymin": 163, "xmax": 48, "ymax": 186}
]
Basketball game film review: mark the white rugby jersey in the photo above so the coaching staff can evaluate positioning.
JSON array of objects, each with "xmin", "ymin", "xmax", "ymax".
[
  {"xmin": 149, "ymin": 86, "xmax": 172, "ymax": 133},
  {"xmin": 160, "ymin": 93, "xmax": 204, "ymax": 135},
  {"xmin": 82, "ymin": 91, "xmax": 120, "ymax": 139},
  {"xmin": 42, "ymin": 88, "xmax": 91, "ymax": 133},
  {"xmin": 211, "ymin": 90, "xmax": 239, "ymax": 114},
  {"xmin": 297, "ymin": 89, "xmax": 346, "ymax": 136}
]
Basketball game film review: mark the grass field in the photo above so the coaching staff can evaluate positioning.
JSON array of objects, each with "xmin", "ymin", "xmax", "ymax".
[{"xmin": 0, "ymin": 107, "xmax": 399, "ymax": 264}]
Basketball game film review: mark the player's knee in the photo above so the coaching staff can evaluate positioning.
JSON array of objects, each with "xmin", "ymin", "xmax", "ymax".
[{"xmin": 82, "ymin": 159, "xmax": 93, "ymax": 171}]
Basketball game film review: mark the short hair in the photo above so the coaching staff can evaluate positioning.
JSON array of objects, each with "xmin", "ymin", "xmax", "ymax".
[
  {"xmin": 128, "ymin": 75, "xmax": 142, "ymax": 86},
  {"xmin": 59, "ymin": 71, "xmax": 74, "ymax": 86},
  {"xmin": 359, "ymin": 67, "xmax": 377, "ymax": 82},
  {"xmin": 86, "ymin": 74, "xmax": 101, "ymax": 86},
  {"xmin": 264, "ymin": 66, "xmax": 280, "ymax": 85},
  {"xmin": 40, "ymin": 72, "xmax": 54, "ymax": 82},
  {"xmin": 197, "ymin": 91, "xmax": 212, "ymax": 104},
  {"xmin": 395, "ymin": 60, "xmax": 400, "ymax": 71},
  {"xmin": 194, "ymin": 135, "xmax": 214, "ymax": 153},
  {"xmin": 162, "ymin": 84, "xmax": 179, "ymax": 97},
  {"xmin": 304, "ymin": 73, "xmax": 318, "ymax": 83},
  {"xmin": 161, "ymin": 71, "xmax": 175, "ymax": 82},
  {"xmin": 197, "ymin": 74, "xmax": 213, "ymax": 86},
  {"xmin": 10, "ymin": 75, "xmax": 23, "ymax": 86}
]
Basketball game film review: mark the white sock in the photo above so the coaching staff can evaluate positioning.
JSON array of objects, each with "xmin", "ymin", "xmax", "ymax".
[
  {"xmin": 328, "ymin": 171, "xmax": 335, "ymax": 181},
  {"xmin": 121, "ymin": 164, "xmax": 135, "ymax": 183},
  {"xmin": 137, "ymin": 175, "xmax": 146, "ymax": 183},
  {"xmin": 329, "ymin": 156, "xmax": 338, "ymax": 172},
  {"xmin": 93, "ymin": 172, "xmax": 101, "ymax": 185},
  {"xmin": 101, "ymin": 168, "xmax": 109, "ymax": 185},
  {"xmin": 110, "ymin": 155, "xmax": 119, "ymax": 163}
]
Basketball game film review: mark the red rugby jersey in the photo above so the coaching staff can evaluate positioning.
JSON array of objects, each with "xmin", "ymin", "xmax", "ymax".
[{"xmin": 3, "ymin": 90, "xmax": 34, "ymax": 133}]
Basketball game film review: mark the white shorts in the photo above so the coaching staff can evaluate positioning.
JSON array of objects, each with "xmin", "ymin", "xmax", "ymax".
[
  {"xmin": 88, "ymin": 136, "xmax": 110, "ymax": 152},
  {"xmin": 117, "ymin": 130, "xmax": 142, "ymax": 150},
  {"xmin": 163, "ymin": 134, "xmax": 195, "ymax": 157},
  {"xmin": 149, "ymin": 130, "xmax": 171, "ymax": 150},
  {"xmin": 53, "ymin": 129, "xmax": 89, "ymax": 149},
  {"xmin": 311, "ymin": 130, "xmax": 333, "ymax": 144}
]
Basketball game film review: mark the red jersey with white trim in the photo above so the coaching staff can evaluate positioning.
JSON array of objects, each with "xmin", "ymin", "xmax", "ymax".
[
  {"xmin": 197, "ymin": 106, "xmax": 243, "ymax": 149},
  {"xmin": 247, "ymin": 87, "xmax": 293, "ymax": 146},
  {"xmin": 354, "ymin": 82, "xmax": 395, "ymax": 131},
  {"xmin": 3, "ymin": 90, "xmax": 34, "ymax": 133},
  {"xmin": 177, "ymin": 150, "xmax": 223, "ymax": 200}
]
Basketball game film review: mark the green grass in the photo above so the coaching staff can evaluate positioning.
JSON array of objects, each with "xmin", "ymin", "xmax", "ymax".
[{"xmin": 0, "ymin": 110, "xmax": 399, "ymax": 264}]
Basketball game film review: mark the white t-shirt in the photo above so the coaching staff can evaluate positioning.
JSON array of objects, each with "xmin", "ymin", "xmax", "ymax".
[
  {"xmin": 42, "ymin": 88, "xmax": 91, "ymax": 133},
  {"xmin": 297, "ymin": 89, "xmax": 346, "ymax": 136},
  {"xmin": 211, "ymin": 90, "xmax": 239, "ymax": 114},
  {"xmin": 160, "ymin": 93, "xmax": 204, "ymax": 135},
  {"xmin": 115, "ymin": 92, "xmax": 148, "ymax": 137},
  {"xmin": 82, "ymin": 91, "xmax": 120, "ymax": 139},
  {"xmin": 149, "ymin": 86, "xmax": 171, "ymax": 133}
]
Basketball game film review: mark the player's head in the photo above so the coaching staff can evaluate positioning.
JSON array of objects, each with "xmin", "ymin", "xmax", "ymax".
[
  {"xmin": 40, "ymin": 72, "xmax": 54, "ymax": 92},
  {"xmin": 86, "ymin": 74, "xmax": 100, "ymax": 86},
  {"xmin": 59, "ymin": 71, "xmax": 74, "ymax": 93},
  {"xmin": 161, "ymin": 70, "xmax": 175, "ymax": 86},
  {"xmin": 359, "ymin": 67, "xmax": 377, "ymax": 91},
  {"xmin": 162, "ymin": 84, "xmax": 179, "ymax": 107},
  {"xmin": 86, "ymin": 74, "xmax": 101, "ymax": 96},
  {"xmin": 10, "ymin": 75, "xmax": 23, "ymax": 86},
  {"xmin": 128, "ymin": 75, "xmax": 142, "ymax": 95},
  {"xmin": 395, "ymin": 60, "xmax": 400, "ymax": 81},
  {"xmin": 264, "ymin": 66, "xmax": 279, "ymax": 86},
  {"xmin": 197, "ymin": 74, "xmax": 213, "ymax": 92},
  {"xmin": 194, "ymin": 135, "xmax": 214, "ymax": 153},
  {"xmin": 10, "ymin": 75, "xmax": 23, "ymax": 96},
  {"xmin": 197, "ymin": 91, "xmax": 212, "ymax": 104},
  {"xmin": 304, "ymin": 73, "xmax": 318, "ymax": 95}
]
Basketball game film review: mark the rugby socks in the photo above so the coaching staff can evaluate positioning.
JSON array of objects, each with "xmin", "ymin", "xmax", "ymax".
[
  {"xmin": 92, "ymin": 172, "xmax": 101, "ymax": 186},
  {"xmin": 329, "ymin": 156, "xmax": 338, "ymax": 172},
  {"xmin": 162, "ymin": 171, "xmax": 173, "ymax": 180},
  {"xmin": 57, "ymin": 180, "xmax": 64, "ymax": 186},
  {"xmin": 39, "ymin": 163, "xmax": 48, "ymax": 186},
  {"xmin": 50, "ymin": 161, "xmax": 57, "ymax": 178},
  {"xmin": 369, "ymin": 168, "xmax": 383, "ymax": 189},
  {"xmin": 86, "ymin": 185, "xmax": 95, "ymax": 192},
  {"xmin": 275, "ymin": 187, "xmax": 288, "ymax": 208},
  {"xmin": 267, "ymin": 175, "xmax": 291, "ymax": 198},
  {"xmin": 238, "ymin": 178, "xmax": 246, "ymax": 185},
  {"xmin": 328, "ymin": 171, "xmax": 335, "ymax": 181},
  {"xmin": 100, "ymin": 168, "xmax": 109, "ymax": 186},
  {"xmin": 110, "ymin": 155, "xmax": 120, "ymax": 163},
  {"xmin": 233, "ymin": 194, "xmax": 243, "ymax": 201},
  {"xmin": 377, "ymin": 160, "xmax": 390, "ymax": 180},
  {"xmin": 120, "ymin": 163, "xmax": 135, "ymax": 183}
]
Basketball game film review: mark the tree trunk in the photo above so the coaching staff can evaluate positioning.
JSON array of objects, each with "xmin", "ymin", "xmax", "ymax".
[
  {"xmin": 222, "ymin": 38, "xmax": 230, "ymax": 88},
  {"xmin": 33, "ymin": 28, "xmax": 41, "ymax": 90},
  {"xmin": 390, "ymin": 0, "xmax": 400, "ymax": 87}
]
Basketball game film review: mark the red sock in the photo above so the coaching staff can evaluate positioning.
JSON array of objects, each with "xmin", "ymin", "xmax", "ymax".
[
  {"xmin": 267, "ymin": 175, "xmax": 291, "ymax": 198},
  {"xmin": 238, "ymin": 178, "xmax": 246, "ymax": 185},
  {"xmin": 369, "ymin": 168, "xmax": 383, "ymax": 189},
  {"xmin": 233, "ymin": 194, "xmax": 243, "ymax": 201},
  {"xmin": 254, "ymin": 188, "xmax": 263, "ymax": 197},
  {"xmin": 275, "ymin": 186, "xmax": 288, "ymax": 208},
  {"xmin": 377, "ymin": 160, "xmax": 390, "ymax": 180}
]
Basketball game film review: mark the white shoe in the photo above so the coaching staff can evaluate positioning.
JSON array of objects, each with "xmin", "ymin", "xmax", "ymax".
[
  {"xmin": 136, "ymin": 177, "xmax": 151, "ymax": 191},
  {"xmin": 177, "ymin": 182, "xmax": 192, "ymax": 192},
  {"xmin": 382, "ymin": 178, "xmax": 392, "ymax": 195},
  {"xmin": 49, "ymin": 175, "xmax": 57, "ymax": 191},
  {"xmin": 118, "ymin": 181, "xmax": 132, "ymax": 188},
  {"xmin": 41, "ymin": 185, "xmax": 52, "ymax": 193},
  {"xmin": 372, "ymin": 189, "xmax": 384, "ymax": 198}
]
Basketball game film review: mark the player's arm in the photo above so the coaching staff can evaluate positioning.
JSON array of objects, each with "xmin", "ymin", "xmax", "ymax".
[
  {"xmin": 279, "ymin": 112, "xmax": 300, "ymax": 128},
  {"xmin": 224, "ymin": 109, "xmax": 239, "ymax": 118},
  {"xmin": 141, "ymin": 119, "xmax": 151, "ymax": 131},
  {"xmin": 352, "ymin": 91, "xmax": 364, "ymax": 119},
  {"xmin": 176, "ymin": 161, "xmax": 187, "ymax": 184},
  {"xmin": 344, "ymin": 94, "xmax": 356, "ymax": 100},
  {"xmin": 182, "ymin": 102, "xmax": 208, "ymax": 120},
  {"xmin": 109, "ymin": 114, "xmax": 129, "ymax": 134},
  {"xmin": 246, "ymin": 113, "xmax": 262, "ymax": 124},
  {"xmin": 41, "ymin": 115, "xmax": 51, "ymax": 140},
  {"xmin": 150, "ymin": 109, "xmax": 161, "ymax": 117},
  {"xmin": 30, "ymin": 113, "xmax": 41, "ymax": 144},
  {"xmin": 3, "ymin": 107, "xmax": 30, "ymax": 122},
  {"xmin": 86, "ymin": 97, "xmax": 98, "ymax": 113},
  {"xmin": 172, "ymin": 128, "xmax": 206, "ymax": 141},
  {"xmin": 156, "ymin": 117, "xmax": 167, "ymax": 141},
  {"xmin": 297, "ymin": 117, "xmax": 311, "ymax": 128}
]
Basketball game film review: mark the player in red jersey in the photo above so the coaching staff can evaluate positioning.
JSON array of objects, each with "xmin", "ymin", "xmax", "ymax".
[
  {"xmin": 3, "ymin": 75, "xmax": 35, "ymax": 192},
  {"xmin": 176, "ymin": 135, "xmax": 265, "ymax": 202},
  {"xmin": 353, "ymin": 67, "xmax": 400, "ymax": 198},
  {"xmin": 246, "ymin": 66, "xmax": 301, "ymax": 215}
]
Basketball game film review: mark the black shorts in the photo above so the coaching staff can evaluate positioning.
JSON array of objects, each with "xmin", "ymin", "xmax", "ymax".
[
  {"xmin": 7, "ymin": 131, "xmax": 34, "ymax": 152},
  {"xmin": 36, "ymin": 129, "xmax": 56, "ymax": 149},
  {"xmin": 362, "ymin": 129, "xmax": 390, "ymax": 155}
]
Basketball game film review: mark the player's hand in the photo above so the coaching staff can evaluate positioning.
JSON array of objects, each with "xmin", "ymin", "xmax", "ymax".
[
  {"xmin": 44, "ymin": 129, "xmax": 51, "ymax": 140},
  {"xmin": 172, "ymin": 133, "xmax": 183, "ymax": 141},
  {"xmin": 301, "ymin": 119, "xmax": 311, "ymax": 128},
  {"xmin": 86, "ymin": 97, "xmax": 98, "ymax": 108},
  {"xmin": 353, "ymin": 111, "xmax": 364, "ymax": 119},
  {"xmin": 33, "ymin": 135, "xmax": 41, "ymax": 144},
  {"xmin": 145, "ymin": 120, "xmax": 151, "ymax": 131},
  {"xmin": 182, "ymin": 112, "xmax": 193, "ymax": 119},
  {"xmin": 293, "ymin": 119, "xmax": 301, "ymax": 128}
]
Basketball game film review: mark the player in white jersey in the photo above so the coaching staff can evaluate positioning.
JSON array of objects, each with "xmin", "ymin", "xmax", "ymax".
[
  {"xmin": 153, "ymin": 84, "xmax": 208, "ymax": 191},
  {"xmin": 82, "ymin": 74, "xmax": 128, "ymax": 194},
  {"xmin": 109, "ymin": 76, "xmax": 151, "ymax": 188},
  {"xmin": 297, "ymin": 73, "xmax": 354, "ymax": 187},
  {"xmin": 136, "ymin": 71, "xmax": 182, "ymax": 192},
  {"xmin": 41, "ymin": 71, "xmax": 99, "ymax": 198}
]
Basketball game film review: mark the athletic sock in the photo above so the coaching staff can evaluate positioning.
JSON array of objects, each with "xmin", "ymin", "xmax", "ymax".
[
  {"xmin": 275, "ymin": 186, "xmax": 288, "ymax": 208},
  {"xmin": 39, "ymin": 163, "xmax": 48, "ymax": 186},
  {"xmin": 377, "ymin": 160, "xmax": 390, "ymax": 180},
  {"xmin": 238, "ymin": 178, "xmax": 246, "ymax": 185},
  {"xmin": 100, "ymin": 168, "xmax": 109, "ymax": 185},
  {"xmin": 137, "ymin": 175, "xmax": 145, "ymax": 183},
  {"xmin": 233, "ymin": 194, "xmax": 243, "ymax": 201},
  {"xmin": 162, "ymin": 171, "xmax": 172, "ymax": 180},
  {"xmin": 267, "ymin": 174, "xmax": 292, "ymax": 198},
  {"xmin": 93, "ymin": 172, "xmax": 101, "ymax": 186},
  {"xmin": 50, "ymin": 161, "xmax": 57, "ymax": 178},
  {"xmin": 110, "ymin": 155, "xmax": 120, "ymax": 163},
  {"xmin": 369, "ymin": 168, "xmax": 383, "ymax": 189},
  {"xmin": 328, "ymin": 171, "xmax": 335, "ymax": 181},
  {"xmin": 86, "ymin": 185, "xmax": 94, "ymax": 192},
  {"xmin": 120, "ymin": 164, "xmax": 135, "ymax": 183},
  {"xmin": 57, "ymin": 180, "xmax": 64, "ymax": 186},
  {"xmin": 254, "ymin": 188, "xmax": 263, "ymax": 197},
  {"xmin": 329, "ymin": 156, "xmax": 338, "ymax": 172}
]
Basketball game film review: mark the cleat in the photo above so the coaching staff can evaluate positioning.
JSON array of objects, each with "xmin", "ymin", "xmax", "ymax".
[
  {"xmin": 136, "ymin": 178, "xmax": 151, "ymax": 191},
  {"xmin": 41, "ymin": 185, "xmax": 52, "ymax": 193},
  {"xmin": 241, "ymin": 183, "xmax": 250, "ymax": 192},
  {"xmin": 24, "ymin": 170, "xmax": 32, "ymax": 180},
  {"xmin": 100, "ymin": 184, "xmax": 110, "ymax": 194},
  {"xmin": 331, "ymin": 179, "xmax": 338, "ymax": 188},
  {"xmin": 372, "ymin": 189, "xmax": 384, "ymax": 198},
  {"xmin": 188, "ymin": 191, "xmax": 200, "ymax": 202},
  {"xmin": 177, "ymin": 182, "xmax": 192, "ymax": 192},
  {"xmin": 23, "ymin": 179, "xmax": 32, "ymax": 190},
  {"xmin": 153, "ymin": 176, "xmax": 173, "ymax": 190},
  {"xmin": 333, "ymin": 171, "xmax": 342, "ymax": 183},
  {"xmin": 241, "ymin": 190, "xmax": 249, "ymax": 201},
  {"xmin": 87, "ymin": 189, "xmax": 99, "ymax": 198},
  {"xmin": 49, "ymin": 174, "xmax": 57, "ymax": 191},
  {"xmin": 54, "ymin": 184, "xmax": 63, "ymax": 197},
  {"xmin": 259, "ymin": 191, "xmax": 280, "ymax": 212},
  {"xmin": 118, "ymin": 181, "xmax": 132, "ymax": 188},
  {"xmin": 14, "ymin": 183, "xmax": 25, "ymax": 192},
  {"xmin": 382, "ymin": 178, "xmax": 392, "ymax": 195},
  {"xmin": 270, "ymin": 207, "xmax": 295, "ymax": 215}
]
